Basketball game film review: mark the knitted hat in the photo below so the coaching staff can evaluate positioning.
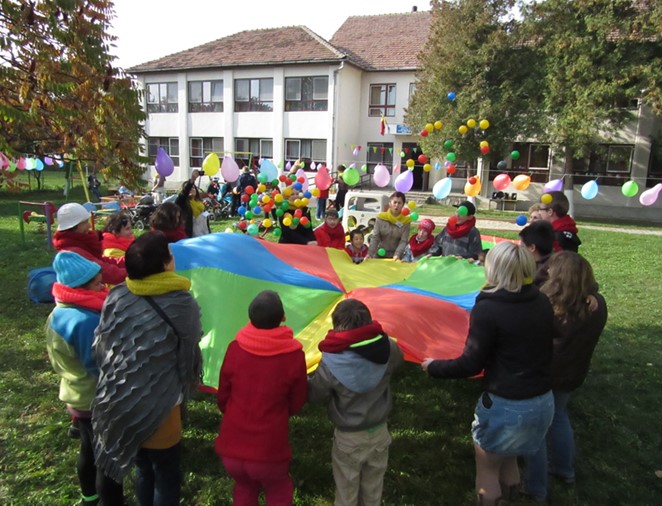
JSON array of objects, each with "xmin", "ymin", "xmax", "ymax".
[
  {"xmin": 418, "ymin": 218, "xmax": 435, "ymax": 234},
  {"xmin": 454, "ymin": 200, "xmax": 476, "ymax": 216},
  {"xmin": 56, "ymin": 203, "xmax": 91, "ymax": 231},
  {"xmin": 53, "ymin": 251, "xmax": 101, "ymax": 288}
]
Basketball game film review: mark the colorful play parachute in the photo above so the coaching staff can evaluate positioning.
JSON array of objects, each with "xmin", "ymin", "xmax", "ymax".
[{"xmin": 171, "ymin": 233, "xmax": 486, "ymax": 390}]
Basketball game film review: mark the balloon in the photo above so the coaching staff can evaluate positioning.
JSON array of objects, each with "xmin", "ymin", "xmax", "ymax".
[
  {"xmin": 44, "ymin": 156, "xmax": 53, "ymax": 166},
  {"xmin": 457, "ymin": 205, "xmax": 468, "ymax": 216},
  {"xmin": 621, "ymin": 180, "xmax": 639, "ymax": 197},
  {"xmin": 493, "ymin": 174, "xmax": 511, "ymax": 191},
  {"xmin": 262, "ymin": 218, "xmax": 273, "ymax": 228},
  {"xmin": 221, "ymin": 155, "xmax": 240, "ymax": 182},
  {"xmin": 479, "ymin": 140, "xmax": 489, "ymax": 148},
  {"xmin": 408, "ymin": 201, "xmax": 417, "ymax": 210},
  {"xmin": 420, "ymin": 129, "xmax": 429, "ymax": 137},
  {"xmin": 202, "ymin": 152, "xmax": 220, "ymax": 176},
  {"xmin": 300, "ymin": 216, "xmax": 310, "ymax": 227},
  {"xmin": 580, "ymin": 180, "xmax": 599, "ymax": 200},
  {"xmin": 272, "ymin": 228, "xmax": 282, "ymax": 237},
  {"xmin": 353, "ymin": 147, "xmax": 359, "ymax": 156},
  {"xmin": 434, "ymin": 120, "xmax": 443, "ymax": 130},
  {"xmin": 511, "ymin": 150, "xmax": 521, "ymax": 160},
  {"xmin": 17, "ymin": 157, "xmax": 26, "ymax": 170},
  {"xmin": 410, "ymin": 212, "xmax": 419, "ymax": 221},
  {"xmin": 425, "ymin": 123, "xmax": 434, "ymax": 133},
  {"xmin": 543, "ymin": 178, "xmax": 564, "ymax": 192},
  {"xmin": 467, "ymin": 119, "xmax": 476, "ymax": 129},
  {"xmin": 373, "ymin": 163, "xmax": 391, "ymax": 188},
  {"xmin": 446, "ymin": 164, "xmax": 456, "ymax": 175},
  {"xmin": 360, "ymin": 164, "xmax": 368, "ymax": 173},
  {"xmin": 155, "ymin": 147, "xmax": 174, "ymax": 177},
  {"xmin": 245, "ymin": 185, "xmax": 255, "ymax": 195},
  {"xmin": 434, "ymin": 162, "xmax": 441, "ymax": 170},
  {"xmin": 401, "ymin": 208, "xmax": 410, "ymax": 216},
  {"xmin": 283, "ymin": 217, "xmax": 292, "ymax": 227},
  {"xmin": 512, "ymin": 174, "xmax": 531, "ymax": 190},
  {"xmin": 406, "ymin": 159, "xmax": 415, "ymax": 168},
  {"xmin": 35, "ymin": 158, "xmax": 44, "ymax": 171},
  {"xmin": 446, "ymin": 152, "xmax": 456, "ymax": 162},
  {"xmin": 515, "ymin": 215, "xmax": 528, "ymax": 226},
  {"xmin": 311, "ymin": 188, "xmax": 320, "ymax": 197},
  {"xmin": 394, "ymin": 170, "xmax": 414, "ymax": 193},
  {"xmin": 444, "ymin": 139, "xmax": 453, "ymax": 150},
  {"xmin": 468, "ymin": 177, "xmax": 477, "ymax": 185},
  {"xmin": 479, "ymin": 119, "xmax": 490, "ymax": 130},
  {"xmin": 423, "ymin": 163, "xmax": 431, "ymax": 172},
  {"xmin": 540, "ymin": 193, "xmax": 553, "ymax": 204},
  {"xmin": 257, "ymin": 173, "xmax": 269, "ymax": 183},
  {"xmin": 447, "ymin": 91, "xmax": 456, "ymax": 100},
  {"xmin": 639, "ymin": 183, "xmax": 662, "ymax": 206},
  {"xmin": 377, "ymin": 247, "xmax": 386, "ymax": 257},
  {"xmin": 480, "ymin": 145, "xmax": 490, "ymax": 155},
  {"xmin": 245, "ymin": 211, "xmax": 254, "ymax": 220},
  {"xmin": 417, "ymin": 154, "xmax": 428, "ymax": 164},
  {"xmin": 295, "ymin": 168, "xmax": 309, "ymax": 191},
  {"xmin": 247, "ymin": 224, "xmax": 259, "ymax": 235},
  {"xmin": 253, "ymin": 206, "xmax": 262, "ymax": 215},
  {"xmin": 433, "ymin": 177, "xmax": 453, "ymax": 199},
  {"xmin": 342, "ymin": 167, "xmax": 360, "ymax": 186},
  {"xmin": 497, "ymin": 160, "xmax": 508, "ymax": 171},
  {"xmin": 458, "ymin": 125, "xmax": 468, "ymax": 135},
  {"xmin": 259, "ymin": 159, "xmax": 279, "ymax": 181}
]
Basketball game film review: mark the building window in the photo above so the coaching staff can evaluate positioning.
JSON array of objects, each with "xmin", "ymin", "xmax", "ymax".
[
  {"xmin": 188, "ymin": 80, "xmax": 223, "ymax": 112},
  {"xmin": 369, "ymin": 84, "xmax": 396, "ymax": 117},
  {"xmin": 234, "ymin": 78, "xmax": 273, "ymax": 112},
  {"xmin": 148, "ymin": 137, "xmax": 179, "ymax": 166},
  {"xmin": 235, "ymin": 138, "xmax": 274, "ymax": 167},
  {"xmin": 574, "ymin": 144, "xmax": 634, "ymax": 186},
  {"xmin": 190, "ymin": 138, "xmax": 224, "ymax": 168},
  {"xmin": 409, "ymin": 82, "xmax": 416, "ymax": 100},
  {"xmin": 366, "ymin": 142, "xmax": 394, "ymax": 174},
  {"xmin": 146, "ymin": 82, "xmax": 178, "ymax": 113},
  {"xmin": 284, "ymin": 139, "xmax": 327, "ymax": 170},
  {"xmin": 511, "ymin": 143, "xmax": 551, "ymax": 183},
  {"xmin": 285, "ymin": 76, "xmax": 328, "ymax": 111}
]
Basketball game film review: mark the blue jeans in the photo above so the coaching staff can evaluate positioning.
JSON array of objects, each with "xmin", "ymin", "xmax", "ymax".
[
  {"xmin": 316, "ymin": 198, "xmax": 328, "ymax": 219},
  {"xmin": 135, "ymin": 443, "xmax": 182, "ymax": 506},
  {"xmin": 522, "ymin": 390, "xmax": 575, "ymax": 500}
]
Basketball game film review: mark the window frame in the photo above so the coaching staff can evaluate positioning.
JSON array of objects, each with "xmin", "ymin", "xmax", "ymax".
[
  {"xmin": 285, "ymin": 76, "xmax": 329, "ymax": 111},
  {"xmin": 188, "ymin": 80, "xmax": 223, "ymax": 113},
  {"xmin": 234, "ymin": 78, "xmax": 274, "ymax": 112},
  {"xmin": 146, "ymin": 82, "xmax": 178, "ymax": 113},
  {"xmin": 189, "ymin": 137, "xmax": 224, "ymax": 168},
  {"xmin": 368, "ymin": 83, "xmax": 396, "ymax": 117},
  {"xmin": 148, "ymin": 137, "xmax": 179, "ymax": 166},
  {"xmin": 284, "ymin": 138, "xmax": 327, "ymax": 170}
]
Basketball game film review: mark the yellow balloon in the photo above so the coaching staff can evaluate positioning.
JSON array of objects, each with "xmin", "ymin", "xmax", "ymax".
[
  {"xmin": 425, "ymin": 123, "xmax": 434, "ymax": 133},
  {"xmin": 257, "ymin": 183, "xmax": 266, "ymax": 193},
  {"xmin": 423, "ymin": 163, "xmax": 431, "ymax": 172},
  {"xmin": 262, "ymin": 218, "xmax": 273, "ymax": 228},
  {"xmin": 301, "ymin": 197, "xmax": 310, "ymax": 207},
  {"xmin": 480, "ymin": 140, "xmax": 489, "ymax": 148},
  {"xmin": 283, "ymin": 217, "xmax": 292, "ymax": 227},
  {"xmin": 464, "ymin": 182, "xmax": 481, "ymax": 197},
  {"xmin": 541, "ymin": 193, "xmax": 553, "ymax": 204},
  {"xmin": 311, "ymin": 188, "xmax": 320, "ymax": 197},
  {"xmin": 202, "ymin": 152, "xmax": 220, "ymax": 176},
  {"xmin": 467, "ymin": 118, "xmax": 477, "ymax": 129},
  {"xmin": 458, "ymin": 125, "xmax": 469, "ymax": 135},
  {"xmin": 479, "ymin": 119, "xmax": 490, "ymax": 130},
  {"xmin": 294, "ymin": 198, "xmax": 302, "ymax": 208},
  {"xmin": 434, "ymin": 120, "xmax": 443, "ymax": 130},
  {"xmin": 274, "ymin": 193, "xmax": 284, "ymax": 203},
  {"xmin": 261, "ymin": 195, "xmax": 271, "ymax": 204},
  {"xmin": 408, "ymin": 201, "xmax": 417, "ymax": 210},
  {"xmin": 406, "ymin": 159, "xmax": 415, "ymax": 168},
  {"xmin": 512, "ymin": 174, "xmax": 531, "ymax": 191}
]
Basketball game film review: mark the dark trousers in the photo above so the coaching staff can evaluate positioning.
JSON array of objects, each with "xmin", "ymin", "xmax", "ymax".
[
  {"xmin": 77, "ymin": 418, "xmax": 97, "ymax": 499},
  {"xmin": 135, "ymin": 443, "xmax": 182, "ymax": 506}
]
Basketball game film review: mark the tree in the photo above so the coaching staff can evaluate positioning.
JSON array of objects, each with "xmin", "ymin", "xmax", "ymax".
[{"xmin": 0, "ymin": 0, "xmax": 147, "ymax": 187}]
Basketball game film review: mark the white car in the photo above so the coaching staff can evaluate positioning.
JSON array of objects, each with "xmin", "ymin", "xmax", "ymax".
[{"xmin": 341, "ymin": 191, "xmax": 390, "ymax": 242}]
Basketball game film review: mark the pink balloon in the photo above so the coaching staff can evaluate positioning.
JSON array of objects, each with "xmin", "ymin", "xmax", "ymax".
[
  {"xmin": 295, "ymin": 168, "xmax": 309, "ymax": 192},
  {"xmin": 0, "ymin": 152, "xmax": 9, "ymax": 169},
  {"xmin": 394, "ymin": 170, "xmax": 413, "ymax": 193},
  {"xmin": 493, "ymin": 173, "xmax": 511, "ymax": 191},
  {"xmin": 314, "ymin": 165, "xmax": 333, "ymax": 191},
  {"xmin": 639, "ymin": 183, "xmax": 662, "ymax": 206},
  {"xmin": 155, "ymin": 147, "xmax": 174, "ymax": 177},
  {"xmin": 17, "ymin": 157, "xmax": 26, "ymax": 170},
  {"xmin": 543, "ymin": 178, "xmax": 564, "ymax": 192},
  {"xmin": 373, "ymin": 163, "xmax": 391, "ymax": 188},
  {"xmin": 221, "ymin": 155, "xmax": 240, "ymax": 182}
]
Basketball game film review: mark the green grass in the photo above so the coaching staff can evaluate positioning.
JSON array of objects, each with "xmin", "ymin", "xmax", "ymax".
[{"xmin": 0, "ymin": 188, "xmax": 661, "ymax": 505}]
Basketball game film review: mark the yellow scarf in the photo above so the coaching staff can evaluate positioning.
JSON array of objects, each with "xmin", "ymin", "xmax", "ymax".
[
  {"xmin": 190, "ymin": 199, "xmax": 204, "ymax": 218},
  {"xmin": 377, "ymin": 211, "xmax": 412, "ymax": 225},
  {"xmin": 126, "ymin": 271, "xmax": 191, "ymax": 296}
]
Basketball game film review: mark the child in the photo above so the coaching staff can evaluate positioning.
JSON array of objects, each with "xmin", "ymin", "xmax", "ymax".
[
  {"xmin": 216, "ymin": 290, "xmax": 308, "ymax": 505},
  {"xmin": 308, "ymin": 299, "xmax": 403, "ymax": 506},
  {"xmin": 401, "ymin": 218, "xmax": 436, "ymax": 262},
  {"xmin": 46, "ymin": 251, "xmax": 108, "ymax": 505},
  {"xmin": 345, "ymin": 229, "xmax": 369, "ymax": 264},
  {"xmin": 314, "ymin": 208, "xmax": 346, "ymax": 249},
  {"xmin": 278, "ymin": 192, "xmax": 317, "ymax": 245},
  {"xmin": 150, "ymin": 202, "xmax": 187, "ymax": 243}
]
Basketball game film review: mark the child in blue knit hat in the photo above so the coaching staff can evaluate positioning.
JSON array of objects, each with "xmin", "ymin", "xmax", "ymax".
[{"xmin": 46, "ymin": 251, "xmax": 108, "ymax": 505}]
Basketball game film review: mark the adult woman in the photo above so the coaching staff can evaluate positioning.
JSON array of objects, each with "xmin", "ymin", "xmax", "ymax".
[
  {"xmin": 53, "ymin": 203, "xmax": 127, "ymax": 285},
  {"xmin": 422, "ymin": 242, "xmax": 555, "ymax": 506},
  {"xmin": 92, "ymin": 232, "xmax": 202, "ymax": 505},
  {"xmin": 150, "ymin": 202, "xmax": 187, "ymax": 243},
  {"xmin": 522, "ymin": 252, "xmax": 608, "ymax": 501},
  {"xmin": 175, "ymin": 169, "xmax": 210, "ymax": 237},
  {"xmin": 101, "ymin": 211, "xmax": 135, "ymax": 258},
  {"xmin": 367, "ymin": 191, "xmax": 411, "ymax": 260}
]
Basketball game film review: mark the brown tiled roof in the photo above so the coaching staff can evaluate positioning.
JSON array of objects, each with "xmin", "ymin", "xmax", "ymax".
[
  {"xmin": 330, "ymin": 11, "xmax": 432, "ymax": 71},
  {"xmin": 129, "ymin": 26, "xmax": 346, "ymax": 73}
]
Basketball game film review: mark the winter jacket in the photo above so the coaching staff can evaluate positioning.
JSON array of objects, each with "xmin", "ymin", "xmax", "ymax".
[
  {"xmin": 367, "ymin": 218, "xmax": 411, "ymax": 259},
  {"xmin": 552, "ymin": 293, "xmax": 607, "ymax": 392},
  {"xmin": 314, "ymin": 222, "xmax": 346, "ymax": 249},
  {"xmin": 278, "ymin": 207, "xmax": 316, "ymax": 245},
  {"xmin": 427, "ymin": 284, "xmax": 554, "ymax": 400},
  {"xmin": 552, "ymin": 215, "xmax": 581, "ymax": 252},
  {"xmin": 429, "ymin": 226, "xmax": 482, "ymax": 259}
]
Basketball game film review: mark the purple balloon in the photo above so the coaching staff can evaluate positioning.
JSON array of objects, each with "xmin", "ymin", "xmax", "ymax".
[
  {"xmin": 394, "ymin": 170, "xmax": 414, "ymax": 193},
  {"xmin": 543, "ymin": 178, "xmax": 564, "ymax": 192},
  {"xmin": 221, "ymin": 155, "xmax": 240, "ymax": 182},
  {"xmin": 155, "ymin": 147, "xmax": 174, "ymax": 177}
]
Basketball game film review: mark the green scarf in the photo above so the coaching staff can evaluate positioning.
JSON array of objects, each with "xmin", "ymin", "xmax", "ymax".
[
  {"xmin": 125, "ymin": 271, "xmax": 191, "ymax": 296},
  {"xmin": 376, "ymin": 211, "xmax": 412, "ymax": 225}
]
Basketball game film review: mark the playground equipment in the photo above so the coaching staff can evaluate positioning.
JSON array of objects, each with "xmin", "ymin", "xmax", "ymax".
[
  {"xmin": 19, "ymin": 201, "xmax": 57, "ymax": 247},
  {"xmin": 341, "ymin": 191, "xmax": 390, "ymax": 242}
]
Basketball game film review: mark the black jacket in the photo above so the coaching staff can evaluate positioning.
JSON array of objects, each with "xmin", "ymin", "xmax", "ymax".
[{"xmin": 427, "ymin": 284, "xmax": 554, "ymax": 400}]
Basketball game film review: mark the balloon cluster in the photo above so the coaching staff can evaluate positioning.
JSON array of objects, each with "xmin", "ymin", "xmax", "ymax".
[
  {"xmin": 620, "ymin": 179, "xmax": 662, "ymax": 206},
  {"xmin": 0, "ymin": 152, "xmax": 65, "ymax": 172}
]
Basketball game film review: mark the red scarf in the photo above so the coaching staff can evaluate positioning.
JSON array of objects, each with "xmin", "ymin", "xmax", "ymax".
[
  {"xmin": 101, "ymin": 232, "xmax": 134, "ymax": 253},
  {"xmin": 52, "ymin": 282, "xmax": 109, "ymax": 312},
  {"xmin": 319, "ymin": 222, "xmax": 346, "ymax": 248},
  {"xmin": 235, "ymin": 322, "xmax": 303, "ymax": 356},
  {"xmin": 408, "ymin": 234, "xmax": 434, "ymax": 257},
  {"xmin": 53, "ymin": 230, "xmax": 103, "ymax": 258},
  {"xmin": 445, "ymin": 215, "xmax": 476, "ymax": 239},
  {"xmin": 153, "ymin": 225, "xmax": 187, "ymax": 243},
  {"xmin": 319, "ymin": 321, "xmax": 384, "ymax": 352},
  {"xmin": 552, "ymin": 215, "xmax": 578, "ymax": 234}
]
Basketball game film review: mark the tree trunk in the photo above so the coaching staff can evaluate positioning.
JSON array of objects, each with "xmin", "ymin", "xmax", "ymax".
[{"xmin": 563, "ymin": 145, "xmax": 575, "ymax": 217}]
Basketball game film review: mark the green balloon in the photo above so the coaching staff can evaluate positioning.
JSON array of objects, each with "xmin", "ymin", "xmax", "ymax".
[
  {"xmin": 410, "ymin": 211, "xmax": 419, "ymax": 221},
  {"xmin": 511, "ymin": 150, "xmax": 521, "ymax": 160},
  {"xmin": 244, "ymin": 211, "xmax": 254, "ymax": 220},
  {"xmin": 457, "ymin": 205, "xmax": 468, "ymax": 217},
  {"xmin": 342, "ymin": 167, "xmax": 360, "ymax": 186},
  {"xmin": 621, "ymin": 180, "xmax": 639, "ymax": 197},
  {"xmin": 275, "ymin": 208, "xmax": 284, "ymax": 217},
  {"xmin": 292, "ymin": 217, "xmax": 300, "ymax": 226},
  {"xmin": 444, "ymin": 139, "xmax": 453, "ymax": 150},
  {"xmin": 446, "ymin": 152, "xmax": 456, "ymax": 162},
  {"xmin": 377, "ymin": 248, "xmax": 386, "ymax": 257},
  {"xmin": 257, "ymin": 173, "xmax": 268, "ymax": 183},
  {"xmin": 273, "ymin": 227, "xmax": 282, "ymax": 237}
]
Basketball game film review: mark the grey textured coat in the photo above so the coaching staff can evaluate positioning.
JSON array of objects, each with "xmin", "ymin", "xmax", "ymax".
[
  {"xmin": 368, "ymin": 218, "xmax": 411, "ymax": 259},
  {"xmin": 92, "ymin": 284, "xmax": 202, "ymax": 481},
  {"xmin": 429, "ymin": 226, "xmax": 482, "ymax": 259}
]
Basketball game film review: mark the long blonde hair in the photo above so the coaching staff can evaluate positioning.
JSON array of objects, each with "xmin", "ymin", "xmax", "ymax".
[
  {"xmin": 483, "ymin": 242, "xmax": 536, "ymax": 293},
  {"xmin": 541, "ymin": 251, "xmax": 595, "ymax": 325}
]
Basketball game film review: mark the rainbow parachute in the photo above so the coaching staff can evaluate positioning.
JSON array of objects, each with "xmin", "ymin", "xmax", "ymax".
[{"xmin": 171, "ymin": 233, "xmax": 486, "ymax": 390}]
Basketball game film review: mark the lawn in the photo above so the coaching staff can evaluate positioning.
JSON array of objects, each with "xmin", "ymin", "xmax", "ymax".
[{"xmin": 0, "ymin": 186, "xmax": 660, "ymax": 505}]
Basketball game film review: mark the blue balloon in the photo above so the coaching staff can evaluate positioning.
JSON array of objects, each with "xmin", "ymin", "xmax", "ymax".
[
  {"xmin": 432, "ymin": 177, "xmax": 453, "ymax": 200},
  {"xmin": 515, "ymin": 215, "xmax": 528, "ymax": 226},
  {"xmin": 237, "ymin": 205, "xmax": 246, "ymax": 216},
  {"xmin": 580, "ymin": 180, "xmax": 599, "ymax": 200},
  {"xmin": 434, "ymin": 162, "xmax": 441, "ymax": 170},
  {"xmin": 447, "ymin": 91, "xmax": 456, "ymax": 101},
  {"xmin": 35, "ymin": 159, "xmax": 45, "ymax": 171},
  {"xmin": 259, "ymin": 159, "xmax": 279, "ymax": 181},
  {"xmin": 293, "ymin": 182, "xmax": 303, "ymax": 191},
  {"xmin": 253, "ymin": 206, "xmax": 262, "ymax": 215}
]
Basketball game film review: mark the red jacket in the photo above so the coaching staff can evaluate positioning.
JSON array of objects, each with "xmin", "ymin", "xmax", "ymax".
[
  {"xmin": 215, "ymin": 340, "xmax": 307, "ymax": 462},
  {"xmin": 53, "ymin": 230, "xmax": 126, "ymax": 285},
  {"xmin": 314, "ymin": 222, "xmax": 346, "ymax": 249}
]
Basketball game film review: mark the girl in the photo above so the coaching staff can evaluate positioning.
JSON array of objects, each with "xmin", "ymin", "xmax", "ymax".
[
  {"xmin": 101, "ymin": 211, "xmax": 134, "ymax": 258},
  {"xmin": 345, "ymin": 229, "xmax": 369, "ymax": 264},
  {"xmin": 150, "ymin": 202, "xmax": 187, "ymax": 243}
]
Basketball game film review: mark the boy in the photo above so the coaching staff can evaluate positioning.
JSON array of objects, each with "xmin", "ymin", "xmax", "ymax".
[
  {"xmin": 216, "ymin": 290, "xmax": 308, "ymax": 505},
  {"xmin": 308, "ymin": 299, "xmax": 403, "ymax": 506},
  {"xmin": 345, "ymin": 229, "xmax": 369, "ymax": 264},
  {"xmin": 401, "ymin": 218, "xmax": 436, "ymax": 262},
  {"xmin": 314, "ymin": 208, "xmax": 346, "ymax": 249},
  {"xmin": 539, "ymin": 191, "xmax": 581, "ymax": 252},
  {"xmin": 429, "ymin": 200, "xmax": 482, "ymax": 260},
  {"xmin": 519, "ymin": 220, "xmax": 555, "ymax": 285}
]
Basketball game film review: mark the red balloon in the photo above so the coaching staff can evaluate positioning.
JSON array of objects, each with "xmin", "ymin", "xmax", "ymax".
[
  {"xmin": 469, "ymin": 177, "xmax": 477, "ymax": 185},
  {"xmin": 297, "ymin": 177, "xmax": 305, "ymax": 184},
  {"xmin": 240, "ymin": 194, "xmax": 249, "ymax": 202},
  {"xmin": 480, "ymin": 145, "xmax": 490, "ymax": 154},
  {"xmin": 293, "ymin": 209, "xmax": 303, "ymax": 218},
  {"xmin": 420, "ymin": 129, "xmax": 429, "ymax": 137},
  {"xmin": 245, "ymin": 185, "xmax": 255, "ymax": 195},
  {"xmin": 417, "ymin": 154, "xmax": 428, "ymax": 164},
  {"xmin": 279, "ymin": 175, "xmax": 287, "ymax": 182},
  {"xmin": 238, "ymin": 221, "xmax": 248, "ymax": 230},
  {"xmin": 401, "ymin": 208, "xmax": 411, "ymax": 216},
  {"xmin": 300, "ymin": 216, "xmax": 310, "ymax": 226},
  {"xmin": 447, "ymin": 165, "xmax": 457, "ymax": 175}
]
